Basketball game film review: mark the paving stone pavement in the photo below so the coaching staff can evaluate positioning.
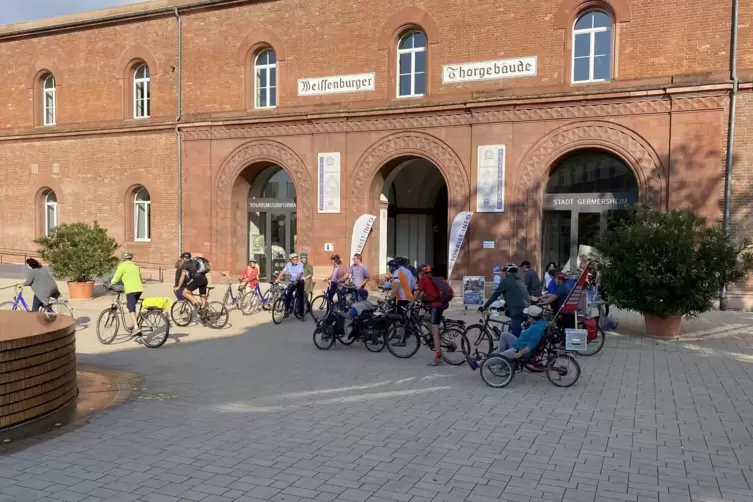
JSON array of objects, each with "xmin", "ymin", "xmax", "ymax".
[{"xmin": 2, "ymin": 302, "xmax": 753, "ymax": 502}]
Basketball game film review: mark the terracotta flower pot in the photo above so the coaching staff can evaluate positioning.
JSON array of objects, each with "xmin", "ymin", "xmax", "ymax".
[
  {"xmin": 67, "ymin": 281, "xmax": 95, "ymax": 300},
  {"xmin": 644, "ymin": 313, "xmax": 682, "ymax": 339}
]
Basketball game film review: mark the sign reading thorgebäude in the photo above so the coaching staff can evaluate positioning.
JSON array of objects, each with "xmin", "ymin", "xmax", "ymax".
[
  {"xmin": 298, "ymin": 73, "xmax": 375, "ymax": 96},
  {"xmin": 443, "ymin": 57, "xmax": 537, "ymax": 84}
]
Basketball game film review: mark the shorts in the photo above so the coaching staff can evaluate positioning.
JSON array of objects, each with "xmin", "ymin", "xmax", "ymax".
[
  {"xmin": 126, "ymin": 292, "xmax": 142, "ymax": 313},
  {"xmin": 185, "ymin": 274, "xmax": 208, "ymax": 295},
  {"xmin": 430, "ymin": 306, "xmax": 446, "ymax": 325}
]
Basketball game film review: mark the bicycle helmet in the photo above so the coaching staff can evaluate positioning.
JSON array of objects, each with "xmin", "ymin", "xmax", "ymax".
[
  {"xmin": 122, "ymin": 251, "xmax": 133, "ymax": 260},
  {"xmin": 387, "ymin": 259, "xmax": 398, "ymax": 270},
  {"xmin": 523, "ymin": 305, "xmax": 543, "ymax": 318},
  {"xmin": 357, "ymin": 289, "xmax": 368, "ymax": 299},
  {"xmin": 300, "ymin": 252, "xmax": 308, "ymax": 259},
  {"xmin": 503, "ymin": 263, "xmax": 517, "ymax": 274},
  {"xmin": 180, "ymin": 251, "xmax": 192, "ymax": 259},
  {"xmin": 418, "ymin": 264, "xmax": 432, "ymax": 274},
  {"xmin": 289, "ymin": 253, "xmax": 298, "ymax": 259}
]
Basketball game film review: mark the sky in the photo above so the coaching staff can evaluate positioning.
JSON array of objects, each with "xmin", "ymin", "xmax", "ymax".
[{"xmin": 1, "ymin": 0, "xmax": 149, "ymax": 26}]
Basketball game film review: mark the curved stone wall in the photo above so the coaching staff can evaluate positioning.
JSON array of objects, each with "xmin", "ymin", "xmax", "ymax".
[{"xmin": 0, "ymin": 311, "xmax": 77, "ymax": 429}]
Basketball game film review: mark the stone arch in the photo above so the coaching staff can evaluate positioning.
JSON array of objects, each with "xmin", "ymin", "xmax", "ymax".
[
  {"xmin": 26, "ymin": 59, "xmax": 63, "ymax": 89},
  {"xmin": 553, "ymin": 0, "xmax": 631, "ymax": 29},
  {"xmin": 351, "ymin": 131, "xmax": 470, "ymax": 278},
  {"xmin": 33, "ymin": 181, "xmax": 65, "ymax": 239},
  {"xmin": 377, "ymin": 6, "xmax": 441, "ymax": 49},
  {"xmin": 236, "ymin": 26, "xmax": 287, "ymax": 64},
  {"xmin": 120, "ymin": 176, "xmax": 156, "ymax": 244},
  {"xmin": 513, "ymin": 120, "xmax": 665, "ymax": 263},
  {"xmin": 213, "ymin": 139, "xmax": 313, "ymax": 270},
  {"xmin": 114, "ymin": 43, "xmax": 159, "ymax": 77}
]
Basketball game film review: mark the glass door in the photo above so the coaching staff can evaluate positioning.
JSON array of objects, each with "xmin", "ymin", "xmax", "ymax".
[
  {"xmin": 542, "ymin": 210, "xmax": 571, "ymax": 271},
  {"xmin": 268, "ymin": 212, "xmax": 288, "ymax": 278},
  {"xmin": 249, "ymin": 211, "xmax": 267, "ymax": 277}
]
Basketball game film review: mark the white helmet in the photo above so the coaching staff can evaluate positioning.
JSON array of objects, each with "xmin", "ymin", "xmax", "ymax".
[
  {"xmin": 523, "ymin": 305, "xmax": 544, "ymax": 318},
  {"xmin": 289, "ymin": 253, "xmax": 298, "ymax": 259}
]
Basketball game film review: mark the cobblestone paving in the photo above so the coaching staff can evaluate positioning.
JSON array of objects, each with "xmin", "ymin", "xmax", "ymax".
[{"xmin": 2, "ymin": 306, "xmax": 753, "ymax": 502}]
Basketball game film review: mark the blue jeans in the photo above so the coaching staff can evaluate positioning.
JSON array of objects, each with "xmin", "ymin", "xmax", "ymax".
[{"xmin": 509, "ymin": 312, "xmax": 525, "ymax": 338}]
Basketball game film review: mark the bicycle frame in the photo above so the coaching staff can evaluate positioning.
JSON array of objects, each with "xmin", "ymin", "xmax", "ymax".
[
  {"xmin": 255, "ymin": 281, "xmax": 280, "ymax": 305},
  {"xmin": 8, "ymin": 291, "xmax": 31, "ymax": 311},
  {"xmin": 222, "ymin": 278, "xmax": 245, "ymax": 306}
]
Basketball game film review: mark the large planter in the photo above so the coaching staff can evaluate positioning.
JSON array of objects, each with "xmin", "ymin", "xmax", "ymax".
[
  {"xmin": 68, "ymin": 281, "xmax": 95, "ymax": 300},
  {"xmin": 644, "ymin": 313, "xmax": 682, "ymax": 339}
]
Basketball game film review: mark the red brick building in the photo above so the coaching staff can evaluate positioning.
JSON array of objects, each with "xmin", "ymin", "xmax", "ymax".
[{"xmin": 1, "ymin": 0, "xmax": 752, "ymax": 306}]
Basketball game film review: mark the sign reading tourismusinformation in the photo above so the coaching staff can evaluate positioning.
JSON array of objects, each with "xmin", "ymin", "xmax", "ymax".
[
  {"xmin": 442, "ymin": 57, "xmax": 537, "ymax": 84},
  {"xmin": 298, "ymin": 73, "xmax": 375, "ymax": 96},
  {"xmin": 318, "ymin": 152, "xmax": 341, "ymax": 213},
  {"xmin": 476, "ymin": 145, "xmax": 506, "ymax": 213}
]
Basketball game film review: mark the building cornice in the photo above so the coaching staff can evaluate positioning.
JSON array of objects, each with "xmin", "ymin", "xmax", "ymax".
[{"xmin": 0, "ymin": 83, "xmax": 732, "ymax": 143}]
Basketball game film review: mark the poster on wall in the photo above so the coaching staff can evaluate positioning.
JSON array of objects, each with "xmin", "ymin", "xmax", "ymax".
[
  {"xmin": 318, "ymin": 152, "xmax": 341, "ymax": 213},
  {"xmin": 476, "ymin": 145, "xmax": 506, "ymax": 212},
  {"xmin": 447, "ymin": 211, "xmax": 473, "ymax": 279},
  {"xmin": 462, "ymin": 276, "xmax": 486, "ymax": 307},
  {"xmin": 350, "ymin": 214, "xmax": 376, "ymax": 258},
  {"xmin": 491, "ymin": 264, "xmax": 503, "ymax": 309}
]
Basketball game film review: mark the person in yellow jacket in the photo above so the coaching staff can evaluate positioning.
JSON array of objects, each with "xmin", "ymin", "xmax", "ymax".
[{"xmin": 111, "ymin": 251, "xmax": 144, "ymax": 336}]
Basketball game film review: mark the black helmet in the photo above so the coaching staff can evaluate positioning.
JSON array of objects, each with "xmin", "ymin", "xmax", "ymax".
[
  {"xmin": 387, "ymin": 259, "xmax": 398, "ymax": 270},
  {"xmin": 180, "ymin": 251, "xmax": 192, "ymax": 259}
]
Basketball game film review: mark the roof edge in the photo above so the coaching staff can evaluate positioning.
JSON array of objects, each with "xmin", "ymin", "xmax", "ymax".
[{"xmin": 0, "ymin": 0, "xmax": 251, "ymax": 39}]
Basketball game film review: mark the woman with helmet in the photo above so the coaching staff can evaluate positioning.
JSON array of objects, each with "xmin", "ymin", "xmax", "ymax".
[
  {"xmin": 110, "ymin": 251, "xmax": 144, "ymax": 337},
  {"xmin": 326, "ymin": 254, "xmax": 349, "ymax": 305}
]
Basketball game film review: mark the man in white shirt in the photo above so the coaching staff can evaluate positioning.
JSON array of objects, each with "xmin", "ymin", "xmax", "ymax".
[{"xmin": 276, "ymin": 253, "xmax": 305, "ymax": 316}]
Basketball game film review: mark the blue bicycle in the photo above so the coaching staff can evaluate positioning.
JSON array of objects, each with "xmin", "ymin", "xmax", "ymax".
[
  {"xmin": 0, "ymin": 286, "xmax": 75, "ymax": 319},
  {"xmin": 220, "ymin": 273, "xmax": 251, "ymax": 312},
  {"xmin": 239, "ymin": 278, "xmax": 285, "ymax": 315}
]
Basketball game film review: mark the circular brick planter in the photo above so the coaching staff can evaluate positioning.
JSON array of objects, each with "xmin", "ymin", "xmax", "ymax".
[{"xmin": 0, "ymin": 311, "xmax": 77, "ymax": 430}]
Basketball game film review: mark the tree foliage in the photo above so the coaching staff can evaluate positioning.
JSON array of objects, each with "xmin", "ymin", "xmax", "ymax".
[
  {"xmin": 594, "ymin": 204, "xmax": 753, "ymax": 319},
  {"xmin": 35, "ymin": 222, "xmax": 119, "ymax": 283}
]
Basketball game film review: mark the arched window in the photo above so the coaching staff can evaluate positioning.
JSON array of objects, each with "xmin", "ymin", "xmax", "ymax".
[
  {"xmin": 44, "ymin": 191, "xmax": 58, "ymax": 236},
  {"xmin": 572, "ymin": 10, "xmax": 613, "ymax": 83},
  {"xmin": 133, "ymin": 63, "xmax": 151, "ymax": 119},
  {"xmin": 255, "ymin": 49, "xmax": 277, "ymax": 109},
  {"xmin": 43, "ymin": 74, "xmax": 56, "ymax": 126},
  {"xmin": 397, "ymin": 30, "xmax": 426, "ymax": 98},
  {"xmin": 134, "ymin": 188, "xmax": 151, "ymax": 241}
]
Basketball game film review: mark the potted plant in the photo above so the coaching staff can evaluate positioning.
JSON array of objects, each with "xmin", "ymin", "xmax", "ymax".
[
  {"xmin": 35, "ymin": 222, "xmax": 120, "ymax": 300},
  {"xmin": 594, "ymin": 204, "xmax": 753, "ymax": 338}
]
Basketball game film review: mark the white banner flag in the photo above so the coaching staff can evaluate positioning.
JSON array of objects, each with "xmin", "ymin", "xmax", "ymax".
[
  {"xmin": 447, "ymin": 211, "xmax": 473, "ymax": 279},
  {"xmin": 350, "ymin": 214, "xmax": 376, "ymax": 258}
]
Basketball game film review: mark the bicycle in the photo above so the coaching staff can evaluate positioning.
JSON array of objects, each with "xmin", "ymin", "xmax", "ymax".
[
  {"xmin": 238, "ymin": 278, "xmax": 283, "ymax": 314},
  {"xmin": 95, "ymin": 286, "xmax": 170, "ymax": 348},
  {"xmin": 220, "ymin": 273, "xmax": 250, "ymax": 311},
  {"xmin": 0, "ymin": 286, "xmax": 76, "ymax": 319},
  {"xmin": 384, "ymin": 302, "xmax": 467, "ymax": 365},
  {"xmin": 271, "ymin": 280, "xmax": 310, "ymax": 324},
  {"xmin": 461, "ymin": 307, "xmax": 510, "ymax": 357},
  {"xmin": 310, "ymin": 282, "xmax": 360, "ymax": 321},
  {"xmin": 170, "ymin": 286, "xmax": 229, "ymax": 329}
]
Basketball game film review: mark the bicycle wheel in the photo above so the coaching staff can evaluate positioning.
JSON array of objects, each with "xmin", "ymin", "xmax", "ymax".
[
  {"xmin": 96, "ymin": 308, "xmax": 120, "ymax": 344},
  {"xmin": 363, "ymin": 330, "xmax": 386, "ymax": 352},
  {"xmin": 170, "ymin": 300, "xmax": 192, "ymax": 327},
  {"xmin": 0, "ymin": 301, "xmax": 17, "ymax": 311},
  {"xmin": 480, "ymin": 355, "xmax": 515, "ymax": 388},
  {"xmin": 385, "ymin": 325, "xmax": 421, "ymax": 359},
  {"xmin": 293, "ymin": 296, "xmax": 306, "ymax": 321},
  {"xmin": 313, "ymin": 326, "xmax": 335, "ymax": 350},
  {"xmin": 240, "ymin": 291, "xmax": 260, "ymax": 315},
  {"xmin": 205, "ymin": 302, "xmax": 229, "ymax": 329},
  {"xmin": 546, "ymin": 354, "xmax": 581, "ymax": 387},
  {"xmin": 461, "ymin": 324, "xmax": 494, "ymax": 357},
  {"xmin": 139, "ymin": 310, "xmax": 170, "ymax": 348},
  {"xmin": 310, "ymin": 295, "xmax": 331, "ymax": 321},
  {"xmin": 271, "ymin": 297, "xmax": 286, "ymax": 324},
  {"xmin": 262, "ymin": 290, "xmax": 277, "ymax": 311},
  {"xmin": 577, "ymin": 326, "xmax": 606, "ymax": 356},
  {"xmin": 49, "ymin": 300, "xmax": 75, "ymax": 319},
  {"xmin": 439, "ymin": 327, "xmax": 467, "ymax": 365}
]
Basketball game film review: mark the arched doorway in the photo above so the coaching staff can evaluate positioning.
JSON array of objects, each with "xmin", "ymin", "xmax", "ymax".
[
  {"xmin": 541, "ymin": 150, "xmax": 639, "ymax": 272},
  {"xmin": 246, "ymin": 166, "xmax": 297, "ymax": 278},
  {"xmin": 379, "ymin": 157, "xmax": 449, "ymax": 277}
]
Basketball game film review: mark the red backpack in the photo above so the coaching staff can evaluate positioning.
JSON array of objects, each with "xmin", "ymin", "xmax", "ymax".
[{"xmin": 431, "ymin": 277, "xmax": 454, "ymax": 305}]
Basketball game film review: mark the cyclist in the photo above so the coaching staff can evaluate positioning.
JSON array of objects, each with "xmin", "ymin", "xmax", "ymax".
[
  {"xmin": 401, "ymin": 257, "xmax": 418, "ymax": 279},
  {"xmin": 18, "ymin": 258, "xmax": 60, "ymax": 313},
  {"xmin": 478, "ymin": 263, "xmax": 529, "ymax": 337},
  {"xmin": 276, "ymin": 253, "xmax": 304, "ymax": 316},
  {"xmin": 241, "ymin": 259, "xmax": 259, "ymax": 291},
  {"xmin": 111, "ymin": 251, "xmax": 144, "ymax": 337},
  {"xmin": 389, "ymin": 259, "xmax": 415, "ymax": 308},
  {"xmin": 301, "ymin": 252, "xmax": 315, "ymax": 299},
  {"xmin": 537, "ymin": 271, "xmax": 574, "ymax": 333},
  {"xmin": 465, "ymin": 305, "xmax": 548, "ymax": 370},
  {"xmin": 414, "ymin": 264, "xmax": 449, "ymax": 366},
  {"xmin": 345, "ymin": 253, "xmax": 369, "ymax": 291},
  {"xmin": 326, "ymin": 254, "xmax": 349, "ymax": 305},
  {"xmin": 174, "ymin": 252, "xmax": 208, "ymax": 310}
]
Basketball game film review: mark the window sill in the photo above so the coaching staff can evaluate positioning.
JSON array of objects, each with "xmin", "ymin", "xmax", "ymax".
[
  {"xmin": 133, "ymin": 116, "xmax": 151, "ymax": 120},
  {"xmin": 396, "ymin": 94, "xmax": 425, "ymax": 99},
  {"xmin": 571, "ymin": 79, "xmax": 611, "ymax": 85},
  {"xmin": 254, "ymin": 106, "xmax": 277, "ymax": 111}
]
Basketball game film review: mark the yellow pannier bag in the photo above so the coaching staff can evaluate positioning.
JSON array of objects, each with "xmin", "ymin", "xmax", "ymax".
[{"xmin": 141, "ymin": 297, "xmax": 172, "ymax": 310}]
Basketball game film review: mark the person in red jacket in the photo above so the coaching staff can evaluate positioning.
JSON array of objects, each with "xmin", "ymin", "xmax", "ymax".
[
  {"xmin": 415, "ymin": 264, "xmax": 448, "ymax": 366},
  {"xmin": 240, "ymin": 259, "xmax": 259, "ymax": 291}
]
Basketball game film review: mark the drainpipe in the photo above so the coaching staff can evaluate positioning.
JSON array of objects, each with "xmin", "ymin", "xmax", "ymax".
[
  {"xmin": 721, "ymin": 0, "xmax": 739, "ymax": 310},
  {"xmin": 174, "ymin": 7, "xmax": 183, "ymax": 255}
]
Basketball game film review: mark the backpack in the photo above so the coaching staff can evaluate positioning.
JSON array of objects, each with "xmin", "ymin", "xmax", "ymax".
[
  {"xmin": 193, "ymin": 257, "xmax": 211, "ymax": 275},
  {"xmin": 431, "ymin": 277, "xmax": 454, "ymax": 305}
]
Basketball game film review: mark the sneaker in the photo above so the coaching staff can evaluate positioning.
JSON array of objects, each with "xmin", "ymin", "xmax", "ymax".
[
  {"xmin": 428, "ymin": 357, "xmax": 444, "ymax": 367},
  {"xmin": 131, "ymin": 328, "xmax": 143, "ymax": 337},
  {"xmin": 465, "ymin": 355, "xmax": 478, "ymax": 371}
]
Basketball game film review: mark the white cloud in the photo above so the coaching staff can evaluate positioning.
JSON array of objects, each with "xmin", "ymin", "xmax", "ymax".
[{"xmin": 1, "ymin": 0, "xmax": 150, "ymax": 26}]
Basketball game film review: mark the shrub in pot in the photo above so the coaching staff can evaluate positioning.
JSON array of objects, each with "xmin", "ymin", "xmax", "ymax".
[
  {"xmin": 35, "ymin": 222, "xmax": 120, "ymax": 300},
  {"xmin": 593, "ymin": 204, "xmax": 753, "ymax": 338}
]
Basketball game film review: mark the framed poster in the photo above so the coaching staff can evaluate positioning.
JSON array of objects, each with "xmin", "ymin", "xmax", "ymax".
[
  {"xmin": 476, "ymin": 145, "xmax": 505, "ymax": 212},
  {"xmin": 318, "ymin": 152, "xmax": 341, "ymax": 213},
  {"xmin": 462, "ymin": 276, "xmax": 486, "ymax": 307}
]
